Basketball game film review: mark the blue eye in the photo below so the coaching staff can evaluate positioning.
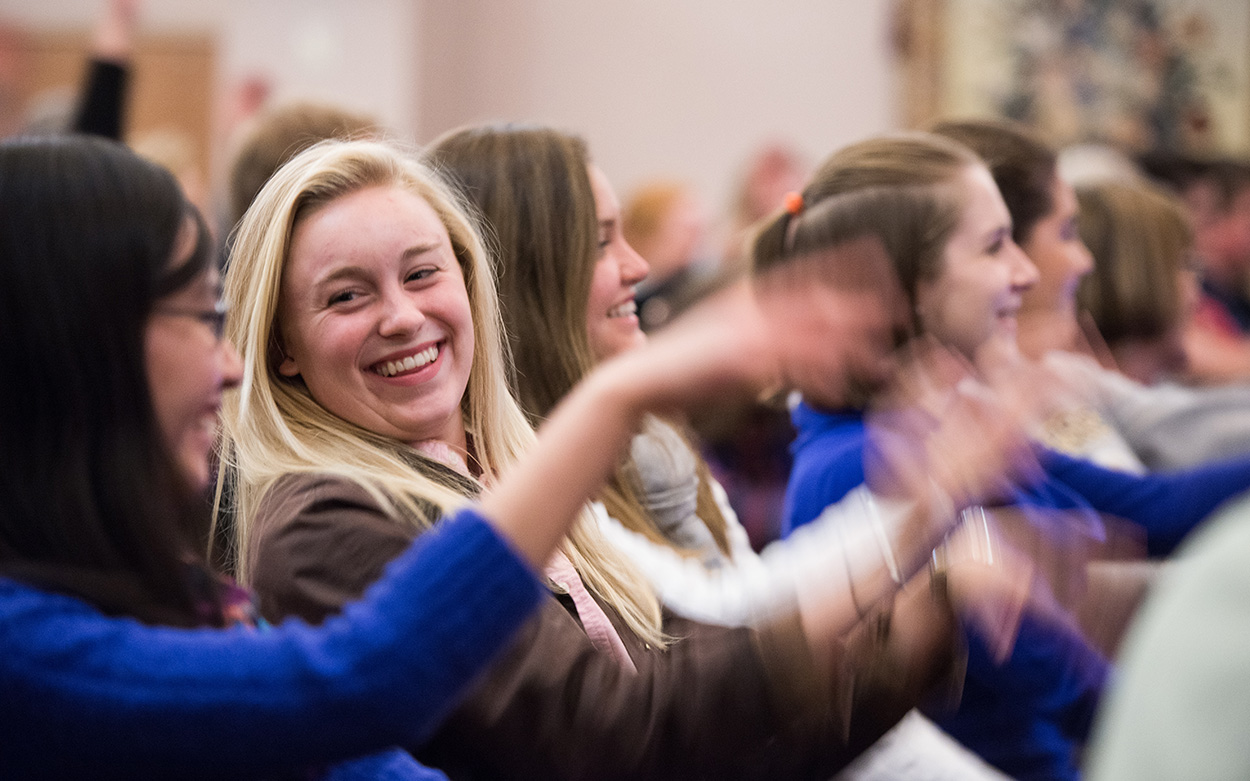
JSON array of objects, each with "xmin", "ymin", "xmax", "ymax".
[
  {"xmin": 328, "ymin": 290, "xmax": 358, "ymax": 305},
  {"xmin": 406, "ymin": 268, "xmax": 435, "ymax": 282}
]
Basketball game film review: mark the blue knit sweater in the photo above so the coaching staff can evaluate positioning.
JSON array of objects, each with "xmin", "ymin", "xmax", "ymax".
[
  {"xmin": 0, "ymin": 507, "xmax": 543, "ymax": 780},
  {"xmin": 783, "ymin": 402, "xmax": 1250, "ymax": 781}
]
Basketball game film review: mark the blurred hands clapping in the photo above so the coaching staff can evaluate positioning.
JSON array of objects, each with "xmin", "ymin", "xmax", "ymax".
[{"xmin": 865, "ymin": 339, "xmax": 1043, "ymax": 518}]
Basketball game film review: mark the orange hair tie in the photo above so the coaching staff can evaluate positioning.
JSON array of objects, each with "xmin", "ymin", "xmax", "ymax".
[{"xmin": 783, "ymin": 191, "xmax": 804, "ymax": 215}]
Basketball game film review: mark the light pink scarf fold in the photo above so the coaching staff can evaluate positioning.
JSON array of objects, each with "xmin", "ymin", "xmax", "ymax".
[
  {"xmin": 415, "ymin": 439, "xmax": 637, "ymax": 673},
  {"xmin": 545, "ymin": 551, "xmax": 638, "ymax": 674}
]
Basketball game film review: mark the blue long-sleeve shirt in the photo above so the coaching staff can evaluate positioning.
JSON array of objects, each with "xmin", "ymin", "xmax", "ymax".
[
  {"xmin": 784, "ymin": 401, "xmax": 1250, "ymax": 780},
  {"xmin": 785, "ymin": 403, "xmax": 1250, "ymax": 555},
  {"xmin": 0, "ymin": 507, "xmax": 543, "ymax": 780}
]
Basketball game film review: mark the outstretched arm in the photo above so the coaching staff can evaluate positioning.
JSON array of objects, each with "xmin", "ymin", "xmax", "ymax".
[
  {"xmin": 0, "ymin": 506, "xmax": 542, "ymax": 779},
  {"xmin": 1043, "ymin": 447, "xmax": 1250, "ymax": 555}
]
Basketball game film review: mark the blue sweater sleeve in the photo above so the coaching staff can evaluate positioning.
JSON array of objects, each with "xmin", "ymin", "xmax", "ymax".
[
  {"xmin": 0, "ymin": 507, "xmax": 543, "ymax": 780},
  {"xmin": 1043, "ymin": 449, "xmax": 1250, "ymax": 555},
  {"xmin": 783, "ymin": 420, "xmax": 867, "ymax": 535},
  {"xmin": 325, "ymin": 749, "xmax": 451, "ymax": 781}
]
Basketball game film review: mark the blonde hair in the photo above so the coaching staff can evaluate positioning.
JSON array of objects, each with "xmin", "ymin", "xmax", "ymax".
[
  {"xmin": 226, "ymin": 101, "xmax": 381, "ymax": 227},
  {"xmin": 221, "ymin": 139, "xmax": 665, "ymax": 644}
]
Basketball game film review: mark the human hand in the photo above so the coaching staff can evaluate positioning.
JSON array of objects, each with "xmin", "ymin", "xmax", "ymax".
[
  {"xmin": 974, "ymin": 333, "xmax": 1078, "ymax": 424},
  {"xmin": 940, "ymin": 509, "xmax": 1033, "ymax": 664},
  {"xmin": 601, "ymin": 236, "xmax": 908, "ymax": 418},
  {"xmin": 93, "ymin": 0, "xmax": 142, "ymax": 62},
  {"xmin": 755, "ymin": 235, "xmax": 909, "ymax": 411},
  {"xmin": 595, "ymin": 279, "xmax": 782, "ymax": 416},
  {"xmin": 865, "ymin": 340, "xmax": 1041, "ymax": 526}
]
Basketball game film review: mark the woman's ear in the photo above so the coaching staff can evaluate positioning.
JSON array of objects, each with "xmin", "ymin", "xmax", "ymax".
[{"xmin": 270, "ymin": 330, "xmax": 299, "ymax": 377}]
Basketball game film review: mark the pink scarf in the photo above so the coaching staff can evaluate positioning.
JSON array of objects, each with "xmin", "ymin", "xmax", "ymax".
[
  {"xmin": 545, "ymin": 550, "xmax": 638, "ymax": 673},
  {"xmin": 415, "ymin": 439, "xmax": 637, "ymax": 673}
]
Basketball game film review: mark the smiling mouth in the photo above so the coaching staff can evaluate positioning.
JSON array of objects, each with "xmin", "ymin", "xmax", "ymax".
[
  {"xmin": 608, "ymin": 300, "xmax": 637, "ymax": 319},
  {"xmin": 372, "ymin": 344, "xmax": 440, "ymax": 377}
]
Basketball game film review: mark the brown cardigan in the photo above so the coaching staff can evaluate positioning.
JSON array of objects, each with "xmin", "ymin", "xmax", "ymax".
[{"xmin": 249, "ymin": 472, "xmax": 959, "ymax": 780}]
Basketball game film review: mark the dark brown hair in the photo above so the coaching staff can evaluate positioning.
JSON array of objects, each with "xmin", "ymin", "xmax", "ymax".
[{"xmin": 930, "ymin": 118, "xmax": 1058, "ymax": 246}]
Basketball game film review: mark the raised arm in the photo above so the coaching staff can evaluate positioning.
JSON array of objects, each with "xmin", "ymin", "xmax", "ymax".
[
  {"xmin": 71, "ymin": 0, "xmax": 140, "ymax": 138},
  {"xmin": 0, "ymin": 506, "xmax": 542, "ymax": 779}
]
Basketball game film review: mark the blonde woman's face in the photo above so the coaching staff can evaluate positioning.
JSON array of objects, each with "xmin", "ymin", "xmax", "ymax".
[
  {"xmin": 586, "ymin": 165, "xmax": 650, "ymax": 361},
  {"xmin": 915, "ymin": 165, "xmax": 1040, "ymax": 360},
  {"xmin": 277, "ymin": 185, "xmax": 475, "ymax": 449}
]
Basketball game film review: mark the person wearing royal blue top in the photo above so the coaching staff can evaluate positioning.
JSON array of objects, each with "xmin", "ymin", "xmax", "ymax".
[
  {"xmin": 0, "ymin": 135, "xmax": 530, "ymax": 781},
  {"xmin": 786, "ymin": 402, "xmax": 1250, "ymax": 555},
  {"xmin": 747, "ymin": 132, "xmax": 1250, "ymax": 781}
]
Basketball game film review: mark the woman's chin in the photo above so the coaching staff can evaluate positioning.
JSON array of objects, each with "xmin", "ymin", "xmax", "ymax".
[{"xmin": 179, "ymin": 459, "xmax": 211, "ymax": 493}]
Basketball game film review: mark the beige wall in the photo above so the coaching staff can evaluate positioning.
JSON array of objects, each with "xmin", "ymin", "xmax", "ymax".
[
  {"xmin": 0, "ymin": 0, "xmax": 899, "ymax": 213},
  {"xmin": 419, "ymin": 0, "xmax": 899, "ymax": 215},
  {"xmin": 0, "ymin": 0, "xmax": 420, "ymax": 130}
]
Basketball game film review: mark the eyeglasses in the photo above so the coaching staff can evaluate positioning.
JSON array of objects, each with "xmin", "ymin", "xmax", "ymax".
[{"xmin": 154, "ymin": 299, "xmax": 228, "ymax": 341}]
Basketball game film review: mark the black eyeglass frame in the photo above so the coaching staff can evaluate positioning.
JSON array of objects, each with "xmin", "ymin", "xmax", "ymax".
[{"xmin": 154, "ymin": 299, "xmax": 228, "ymax": 341}]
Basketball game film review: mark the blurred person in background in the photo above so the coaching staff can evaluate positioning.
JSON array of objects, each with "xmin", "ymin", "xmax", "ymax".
[
  {"xmin": 1138, "ymin": 153, "xmax": 1250, "ymax": 383},
  {"xmin": 621, "ymin": 179, "xmax": 719, "ymax": 332}
]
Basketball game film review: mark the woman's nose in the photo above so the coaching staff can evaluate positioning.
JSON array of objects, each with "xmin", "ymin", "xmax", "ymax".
[
  {"xmin": 1010, "ymin": 242, "xmax": 1040, "ymax": 290},
  {"xmin": 622, "ymin": 241, "xmax": 650, "ymax": 285},
  {"xmin": 378, "ymin": 291, "xmax": 426, "ymax": 336},
  {"xmin": 219, "ymin": 339, "xmax": 244, "ymax": 389}
]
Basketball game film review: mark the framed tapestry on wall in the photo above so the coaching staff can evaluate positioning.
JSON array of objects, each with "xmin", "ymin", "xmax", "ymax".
[{"xmin": 894, "ymin": 0, "xmax": 1250, "ymax": 155}]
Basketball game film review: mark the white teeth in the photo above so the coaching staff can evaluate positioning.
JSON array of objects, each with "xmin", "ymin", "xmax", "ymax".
[
  {"xmin": 608, "ymin": 300, "xmax": 637, "ymax": 318},
  {"xmin": 376, "ymin": 345, "xmax": 440, "ymax": 377}
]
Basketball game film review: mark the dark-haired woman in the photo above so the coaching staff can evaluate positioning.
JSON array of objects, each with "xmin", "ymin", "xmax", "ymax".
[{"xmin": 0, "ymin": 133, "xmax": 772, "ymax": 779}]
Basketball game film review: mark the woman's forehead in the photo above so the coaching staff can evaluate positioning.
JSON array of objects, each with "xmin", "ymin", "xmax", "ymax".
[{"xmin": 956, "ymin": 166, "xmax": 1011, "ymax": 228}]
